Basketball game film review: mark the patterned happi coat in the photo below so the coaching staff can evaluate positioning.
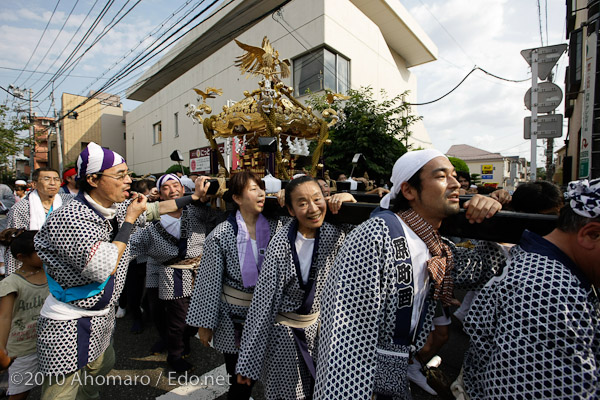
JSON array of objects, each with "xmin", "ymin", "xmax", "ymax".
[
  {"xmin": 186, "ymin": 214, "xmax": 287, "ymax": 354},
  {"xmin": 236, "ymin": 220, "xmax": 352, "ymax": 400},
  {"xmin": 129, "ymin": 204, "xmax": 224, "ymax": 300},
  {"xmin": 463, "ymin": 230, "xmax": 600, "ymax": 400},
  {"xmin": 34, "ymin": 194, "xmax": 144, "ymax": 376},
  {"xmin": 5, "ymin": 192, "xmax": 73, "ymax": 276},
  {"xmin": 313, "ymin": 216, "xmax": 505, "ymax": 400}
]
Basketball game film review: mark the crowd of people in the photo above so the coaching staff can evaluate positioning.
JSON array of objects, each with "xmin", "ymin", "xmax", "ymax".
[{"xmin": 0, "ymin": 142, "xmax": 597, "ymax": 400}]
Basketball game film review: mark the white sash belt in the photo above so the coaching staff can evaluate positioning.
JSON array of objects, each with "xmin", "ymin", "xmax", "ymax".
[
  {"xmin": 40, "ymin": 293, "xmax": 111, "ymax": 321},
  {"xmin": 221, "ymin": 284, "xmax": 253, "ymax": 307}
]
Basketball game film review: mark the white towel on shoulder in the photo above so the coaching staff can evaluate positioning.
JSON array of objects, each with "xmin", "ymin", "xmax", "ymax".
[{"xmin": 29, "ymin": 190, "xmax": 63, "ymax": 230}]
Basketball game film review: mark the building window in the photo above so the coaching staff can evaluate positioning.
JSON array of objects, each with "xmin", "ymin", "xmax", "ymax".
[
  {"xmin": 293, "ymin": 47, "xmax": 349, "ymax": 96},
  {"xmin": 153, "ymin": 122, "xmax": 162, "ymax": 144},
  {"xmin": 174, "ymin": 113, "xmax": 179, "ymax": 138}
]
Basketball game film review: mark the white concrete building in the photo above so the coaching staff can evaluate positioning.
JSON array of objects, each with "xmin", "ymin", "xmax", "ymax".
[{"xmin": 125, "ymin": 0, "xmax": 437, "ymax": 174}]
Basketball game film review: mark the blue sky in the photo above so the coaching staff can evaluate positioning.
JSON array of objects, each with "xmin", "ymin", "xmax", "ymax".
[{"xmin": 0, "ymin": 0, "xmax": 567, "ymax": 163}]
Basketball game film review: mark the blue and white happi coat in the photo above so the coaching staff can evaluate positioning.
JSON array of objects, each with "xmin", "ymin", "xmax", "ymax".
[
  {"xmin": 462, "ymin": 230, "xmax": 600, "ymax": 400},
  {"xmin": 34, "ymin": 195, "xmax": 144, "ymax": 376},
  {"xmin": 129, "ymin": 204, "xmax": 224, "ymax": 300},
  {"xmin": 186, "ymin": 214, "xmax": 287, "ymax": 354},
  {"xmin": 236, "ymin": 220, "xmax": 352, "ymax": 400},
  {"xmin": 5, "ymin": 192, "xmax": 73, "ymax": 276},
  {"xmin": 313, "ymin": 216, "xmax": 506, "ymax": 400}
]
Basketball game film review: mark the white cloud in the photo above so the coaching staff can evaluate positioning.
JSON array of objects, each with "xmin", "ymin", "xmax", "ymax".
[{"xmin": 406, "ymin": 0, "xmax": 566, "ymax": 162}]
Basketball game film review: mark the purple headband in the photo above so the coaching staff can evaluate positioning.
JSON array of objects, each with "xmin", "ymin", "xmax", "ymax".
[
  {"xmin": 157, "ymin": 173, "xmax": 182, "ymax": 190},
  {"xmin": 76, "ymin": 142, "xmax": 125, "ymax": 180}
]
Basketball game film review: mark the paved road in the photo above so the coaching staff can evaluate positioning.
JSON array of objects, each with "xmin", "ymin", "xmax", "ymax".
[{"xmin": 0, "ymin": 290, "xmax": 472, "ymax": 400}]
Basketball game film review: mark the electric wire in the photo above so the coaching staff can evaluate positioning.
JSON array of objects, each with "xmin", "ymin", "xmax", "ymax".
[
  {"xmin": 13, "ymin": 0, "xmax": 62, "ymax": 84},
  {"xmin": 57, "ymin": 0, "xmax": 290, "ymax": 122},
  {"xmin": 409, "ymin": 66, "xmax": 529, "ymax": 106},
  {"xmin": 50, "ymin": 0, "xmax": 143, "ymax": 94},
  {"xmin": 27, "ymin": 0, "xmax": 101, "ymax": 90},
  {"xmin": 21, "ymin": 0, "xmax": 80, "ymax": 87},
  {"xmin": 79, "ymin": 0, "xmax": 199, "ymax": 95},
  {"xmin": 32, "ymin": 0, "xmax": 116, "ymax": 100}
]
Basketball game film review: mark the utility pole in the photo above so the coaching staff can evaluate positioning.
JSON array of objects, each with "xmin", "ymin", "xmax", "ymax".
[
  {"xmin": 51, "ymin": 86, "xmax": 64, "ymax": 173},
  {"xmin": 530, "ymin": 50, "xmax": 538, "ymax": 181},
  {"xmin": 28, "ymin": 88, "xmax": 34, "ymax": 181}
]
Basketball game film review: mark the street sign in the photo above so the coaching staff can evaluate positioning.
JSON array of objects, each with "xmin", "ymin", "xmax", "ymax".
[
  {"xmin": 189, "ymin": 143, "xmax": 224, "ymax": 174},
  {"xmin": 524, "ymin": 82, "xmax": 562, "ymax": 112},
  {"xmin": 523, "ymin": 114, "xmax": 563, "ymax": 139},
  {"xmin": 521, "ymin": 44, "xmax": 567, "ymax": 80}
]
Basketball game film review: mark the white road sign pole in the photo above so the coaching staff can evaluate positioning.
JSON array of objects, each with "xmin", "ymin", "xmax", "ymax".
[{"xmin": 530, "ymin": 49, "xmax": 538, "ymax": 181}]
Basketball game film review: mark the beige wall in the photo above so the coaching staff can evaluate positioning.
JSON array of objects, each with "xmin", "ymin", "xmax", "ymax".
[{"xmin": 61, "ymin": 93, "xmax": 125, "ymax": 166}]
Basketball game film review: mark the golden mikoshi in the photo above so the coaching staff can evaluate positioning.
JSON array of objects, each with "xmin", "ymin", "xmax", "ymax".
[{"xmin": 186, "ymin": 36, "xmax": 347, "ymax": 179}]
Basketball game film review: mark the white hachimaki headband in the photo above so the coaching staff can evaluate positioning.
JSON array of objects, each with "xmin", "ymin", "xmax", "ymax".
[
  {"xmin": 380, "ymin": 149, "xmax": 448, "ymax": 209},
  {"xmin": 567, "ymin": 178, "xmax": 600, "ymax": 218}
]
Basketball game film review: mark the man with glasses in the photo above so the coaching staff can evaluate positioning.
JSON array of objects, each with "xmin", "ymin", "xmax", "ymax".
[
  {"xmin": 4, "ymin": 167, "xmax": 73, "ymax": 276},
  {"xmin": 34, "ymin": 142, "xmax": 213, "ymax": 399}
]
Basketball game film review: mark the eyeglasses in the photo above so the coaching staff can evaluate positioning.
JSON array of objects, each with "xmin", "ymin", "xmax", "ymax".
[
  {"xmin": 95, "ymin": 171, "xmax": 134, "ymax": 181},
  {"xmin": 39, "ymin": 177, "xmax": 62, "ymax": 183}
]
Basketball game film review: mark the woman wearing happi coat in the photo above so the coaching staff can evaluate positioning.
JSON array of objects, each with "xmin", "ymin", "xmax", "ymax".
[
  {"xmin": 185, "ymin": 171, "xmax": 287, "ymax": 399},
  {"xmin": 234, "ymin": 175, "xmax": 354, "ymax": 400}
]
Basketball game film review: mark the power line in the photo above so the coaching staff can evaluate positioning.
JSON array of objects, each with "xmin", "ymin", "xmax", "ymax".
[
  {"xmin": 55, "ymin": 0, "xmax": 226, "ymax": 121},
  {"xmin": 13, "ymin": 0, "xmax": 62, "ymax": 84},
  {"xmin": 416, "ymin": 0, "xmax": 476, "ymax": 65},
  {"xmin": 53, "ymin": 0, "xmax": 204, "ymax": 102},
  {"xmin": 21, "ymin": 0, "xmax": 80, "ymax": 87},
  {"xmin": 544, "ymin": 0, "xmax": 549, "ymax": 46},
  {"xmin": 0, "ymin": 65, "xmax": 99, "ymax": 79},
  {"xmin": 50, "ymin": 0, "xmax": 143, "ymax": 94},
  {"xmin": 27, "ymin": 0, "xmax": 101, "ymax": 90},
  {"xmin": 32, "ymin": 0, "xmax": 117, "ymax": 100},
  {"xmin": 79, "ymin": 0, "xmax": 199, "ymax": 95},
  {"xmin": 536, "ymin": 0, "xmax": 544, "ymax": 46},
  {"xmin": 409, "ymin": 67, "xmax": 529, "ymax": 106},
  {"xmin": 0, "ymin": 86, "xmax": 40, "ymax": 101},
  {"xmin": 89, "ymin": 0, "xmax": 220, "ymax": 97}
]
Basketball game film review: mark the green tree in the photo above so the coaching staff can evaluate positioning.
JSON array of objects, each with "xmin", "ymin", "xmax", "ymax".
[
  {"xmin": 0, "ymin": 105, "xmax": 28, "ymax": 180},
  {"xmin": 536, "ymin": 167, "xmax": 547, "ymax": 180},
  {"xmin": 307, "ymin": 87, "xmax": 421, "ymax": 183},
  {"xmin": 165, "ymin": 164, "xmax": 190, "ymax": 175},
  {"xmin": 448, "ymin": 157, "xmax": 469, "ymax": 173},
  {"xmin": 470, "ymin": 173, "xmax": 481, "ymax": 185}
]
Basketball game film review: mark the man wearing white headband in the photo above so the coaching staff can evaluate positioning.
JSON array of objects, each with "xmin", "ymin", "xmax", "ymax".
[
  {"xmin": 315, "ymin": 149, "xmax": 507, "ymax": 399},
  {"xmin": 34, "ymin": 143, "xmax": 213, "ymax": 399},
  {"xmin": 129, "ymin": 172, "xmax": 224, "ymax": 373},
  {"xmin": 462, "ymin": 178, "xmax": 600, "ymax": 400}
]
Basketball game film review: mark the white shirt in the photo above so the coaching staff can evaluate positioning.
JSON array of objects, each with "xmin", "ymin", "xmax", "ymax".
[
  {"xmin": 295, "ymin": 232, "xmax": 315, "ymax": 285},
  {"xmin": 396, "ymin": 214, "xmax": 432, "ymax": 332},
  {"xmin": 160, "ymin": 214, "xmax": 181, "ymax": 239},
  {"xmin": 250, "ymin": 238, "xmax": 258, "ymax": 265}
]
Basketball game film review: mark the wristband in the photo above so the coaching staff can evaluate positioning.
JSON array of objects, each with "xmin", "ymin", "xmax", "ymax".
[
  {"xmin": 175, "ymin": 195, "xmax": 195, "ymax": 209},
  {"xmin": 114, "ymin": 222, "xmax": 134, "ymax": 243}
]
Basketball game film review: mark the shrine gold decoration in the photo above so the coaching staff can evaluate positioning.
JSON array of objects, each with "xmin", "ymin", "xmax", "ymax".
[{"xmin": 186, "ymin": 36, "xmax": 345, "ymax": 179}]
